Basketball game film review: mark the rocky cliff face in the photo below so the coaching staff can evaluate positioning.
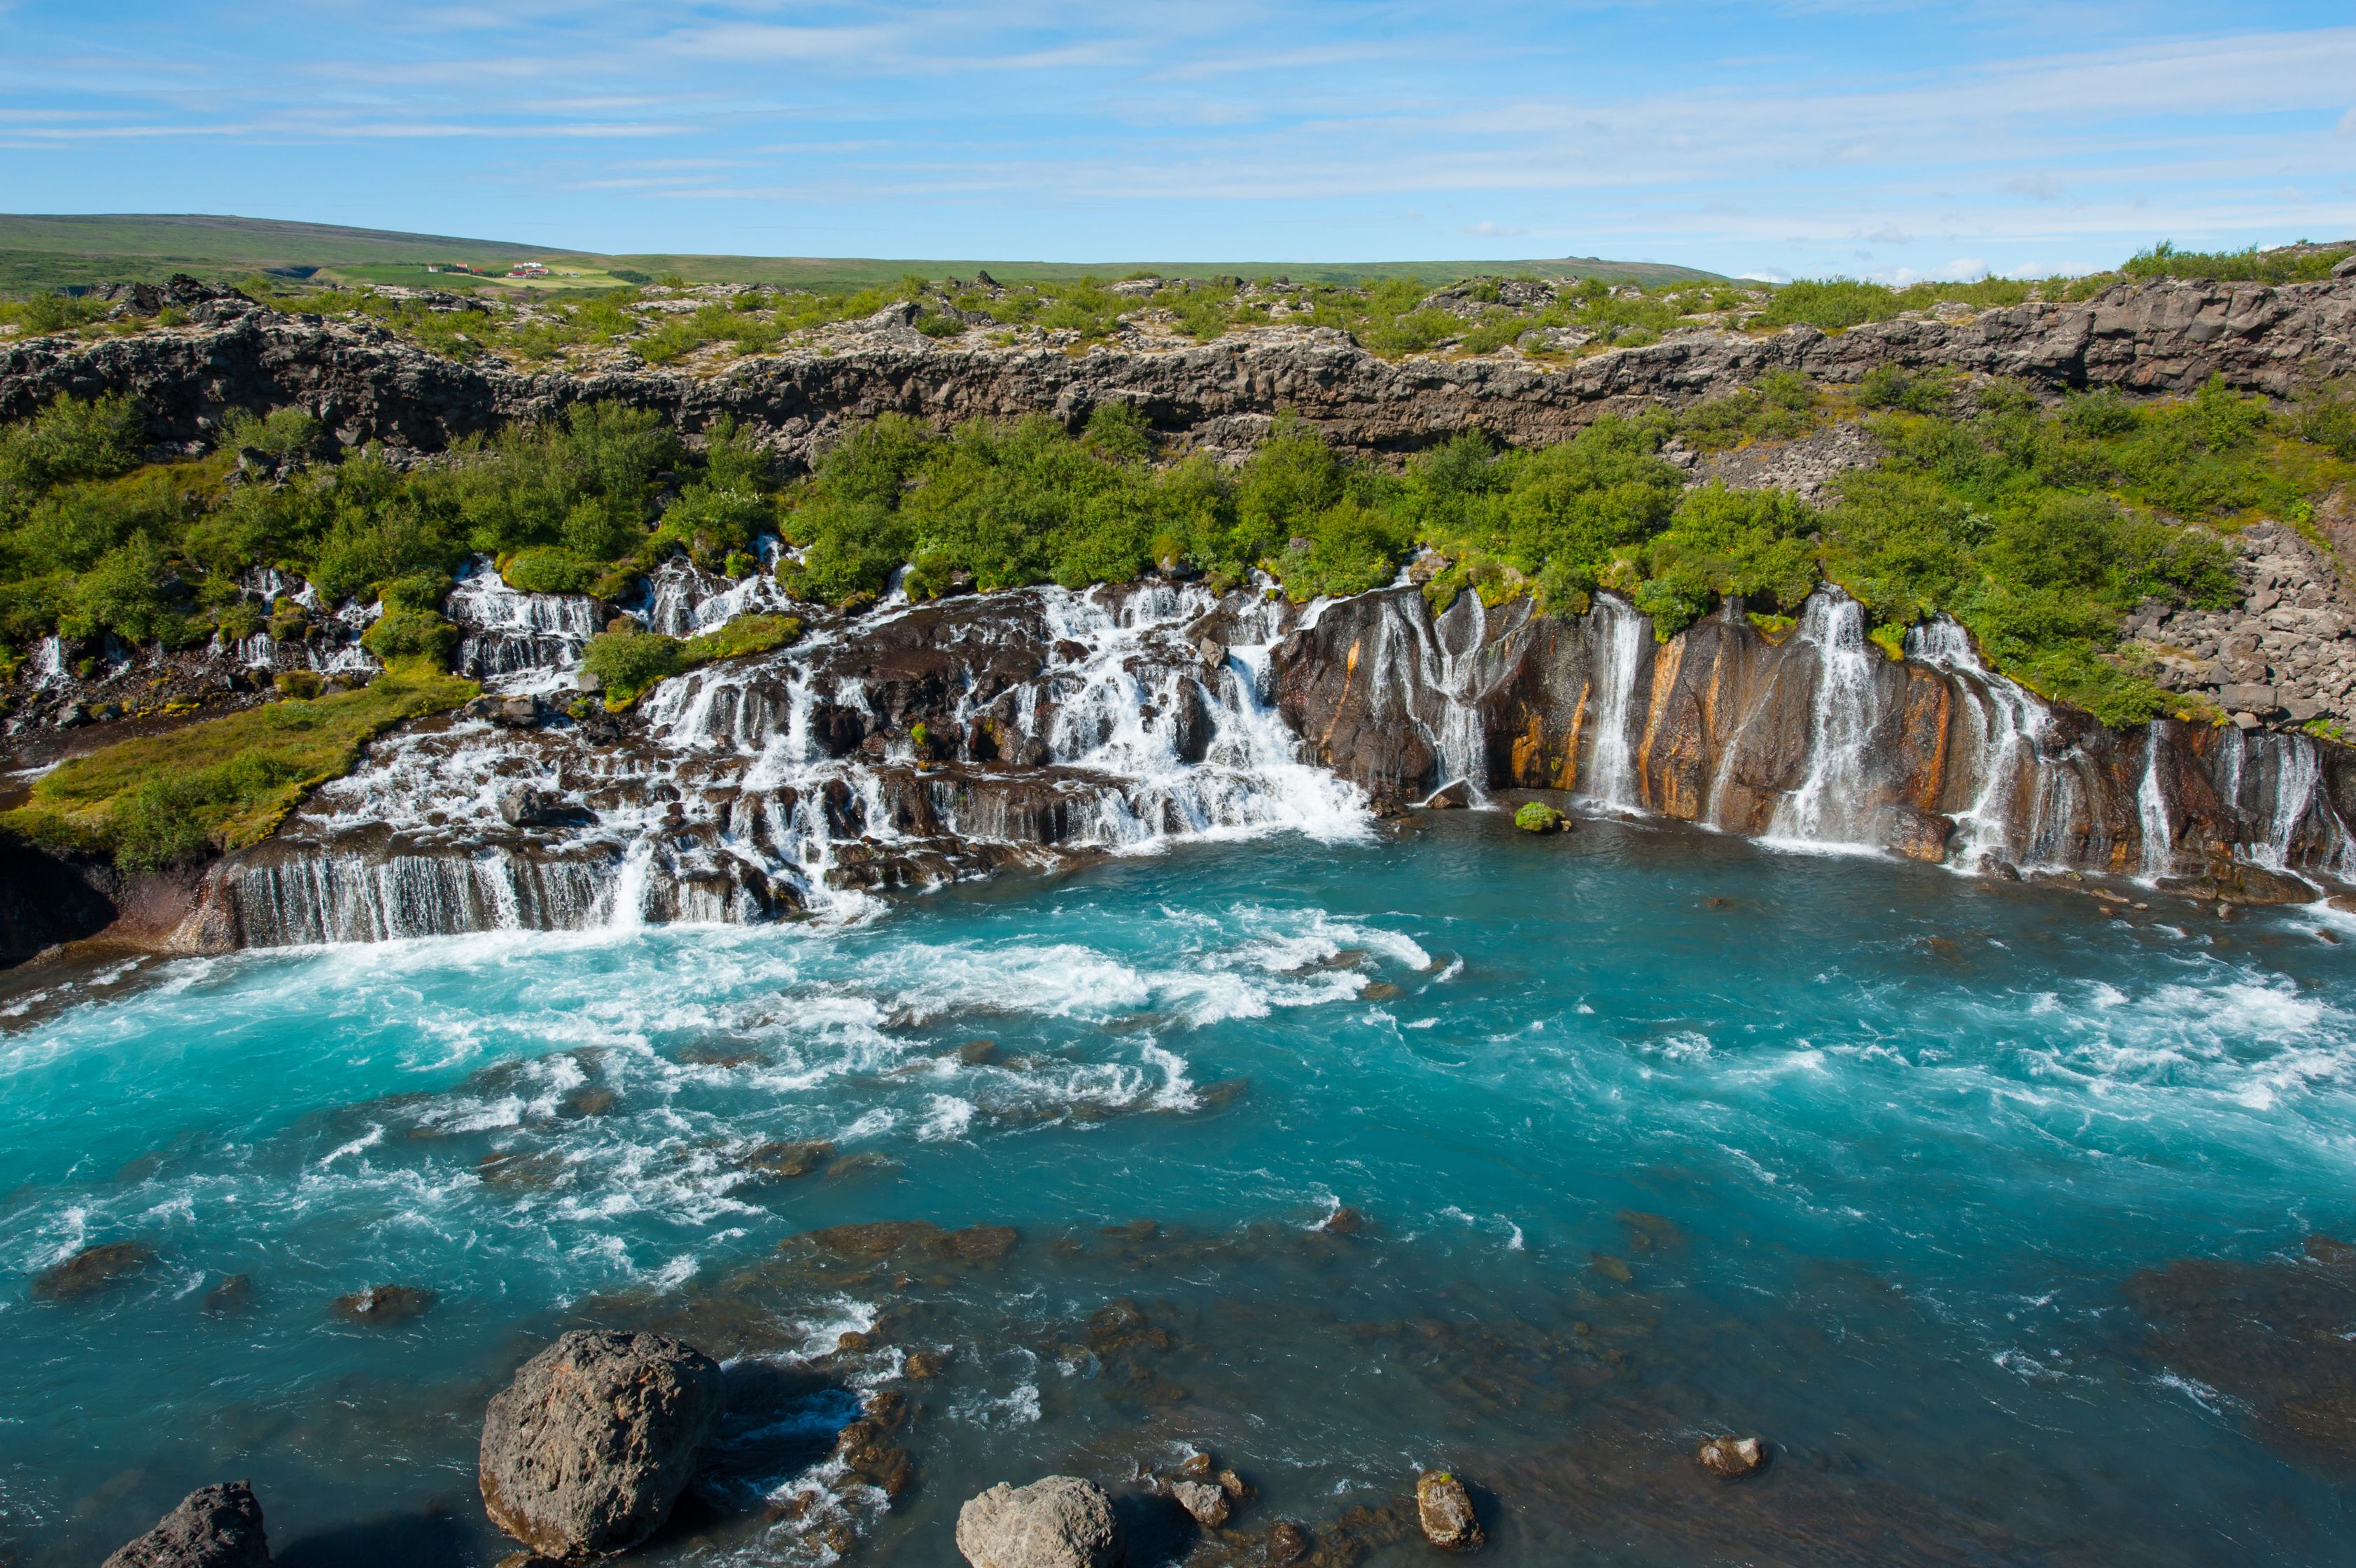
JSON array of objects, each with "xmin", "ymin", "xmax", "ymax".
[
  {"xmin": 15, "ymin": 568, "xmax": 2352, "ymax": 962},
  {"xmin": 6, "ymin": 276, "xmax": 2353, "ymax": 464},
  {"xmin": 1272, "ymin": 584, "xmax": 2355, "ymax": 897}
]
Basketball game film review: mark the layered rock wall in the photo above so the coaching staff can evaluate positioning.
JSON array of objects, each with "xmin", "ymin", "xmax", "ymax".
[
  {"xmin": 1270, "ymin": 585, "xmax": 2356, "ymax": 890},
  {"xmin": 5, "ymin": 277, "xmax": 2353, "ymax": 465}
]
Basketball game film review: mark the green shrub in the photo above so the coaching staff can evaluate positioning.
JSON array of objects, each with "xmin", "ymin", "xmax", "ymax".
[
  {"xmin": 379, "ymin": 570, "xmax": 452, "ymax": 613},
  {"xmin": 502, "ymin": 547, "xmax": 598, "ymax": 594},
  {"xmin": 2122, "ymin": 240, "xmax": 2355, "ymax": 286},
  {"xmin": 1856, "ymin": 366, "xmax": 1952, "ymax": 413},
  {"xmin": 582, "ymin": 625, "xmax": 683, "ymax": 704},
  {"xmin": 361, "ymin": 607, "xmax": 458, "ymax": 666},
  {"xmin": 219, "ymin": 406, "xmax": 321, "ymax": 458},
  {"xmin": 1755, "ymin": 280, "xmax": 1900, "ymax": 332},
  {"xmin": 680, "ymin": 612, "xmax": 800, "ymax": 666},
  {"xmin": 2294, "ymin": 388, "xmax": 2356, "ymax": 459},
  {"xmin": 0, "ymin": 293, "xmax": 108, "ymax": 335}
]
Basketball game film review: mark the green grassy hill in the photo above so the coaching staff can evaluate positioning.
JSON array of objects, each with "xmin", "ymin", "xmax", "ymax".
[{"xmin": 0, "ymin": 214, "xmax": 1728, "ymax": 297}]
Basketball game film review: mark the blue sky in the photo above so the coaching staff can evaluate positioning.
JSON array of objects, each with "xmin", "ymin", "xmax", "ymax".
[{"xmin": 3, "ymin": 1, "xmax": 2353, "ymax": 280}]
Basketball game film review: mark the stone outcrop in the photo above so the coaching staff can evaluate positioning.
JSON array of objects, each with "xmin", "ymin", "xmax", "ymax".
[
  {"xmin": 478, "ymin": 1329, "xmax": 726, "ymax": 1559},
  {"xmin": 955, "ymin": 1476, "xmax": 1123, "ymax": 1568},
  {"xmin": 2130, "ymin": 517, "xmax": 2356, "ymax": 730},
  {"xmin": 1414, "ymin": 1469, "xmax": 1482, "ymax": 1550},
  {"xmin": 1696, "ymin": 1435, "xmax": 1768, "ymax": 1479},
  {"xmin": 101, "ymin": 1481, "xmax": 269, "ymax": 1568},
  {"xmin": 1272, "ymin": 583, "xmax": 2356, "ymax": 888},
  {"xmin": 31, "ymin": 1240, "xmax": 157, "ymax": 1301},
  {"xmin": 5, "ymin": 277, "xmax": 2352, "ymax": 467}
]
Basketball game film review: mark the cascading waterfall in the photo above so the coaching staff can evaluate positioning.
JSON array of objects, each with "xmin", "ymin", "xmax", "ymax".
[
  {"xmin": 1357, "ymin": 589, "xmax": 1495, "ymax": 806},
  {"xmin": 1767, "ymin": 592, "xmax": 1881, "ymax": 848},
  {"xmin": 636, "ymin": 555, "xmax": 799, "ymax": 637},
  {"xmin": 185, "ymin": 566, "xmax": 2356, "ymax": 951},
  {"xmin": 2233, "ymin": 729, "xmax": 2356, "ymax": 878},
  {"xmin": 1426, "ymin": 592, "xmax": 1492, "ymax": 802},
  {"xmin": 1581, "ymin": 595, "xmax": 1648, "ymax": 813},
  {"xmin": 2136, "ymin": 722, "xmax": 2175, "ymax": 880},
  {"xmin": 1906, "ymin": 618, "xmax": 2042, "ymax": 868},
  {"xmin": 447, "ymin": 558, "xmax": 603, "ymax": 688},
  {"xmin": 229, "ymin": 578, "xmax": 1373, "ymax": 947}
]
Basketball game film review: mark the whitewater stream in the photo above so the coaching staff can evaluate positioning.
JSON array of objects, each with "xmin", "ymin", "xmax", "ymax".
[{"xmin": 8, "ymin": 811, "xmax": 2356, "ymax": 1566}]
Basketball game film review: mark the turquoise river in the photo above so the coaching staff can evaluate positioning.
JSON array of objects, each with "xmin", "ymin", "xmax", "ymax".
[{"xmin": 7, "ymin": 812, "xmax": 2356, "ymax": 1565}]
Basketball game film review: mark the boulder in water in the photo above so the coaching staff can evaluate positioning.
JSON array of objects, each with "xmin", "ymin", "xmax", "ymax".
[
  {"xmin": 479, "ymin": 1329, "xmax": 725, "ymax": 1558},
  {"xmin": 101, "ymin": 1480, "xmax": 268, "ymax": 1568},
  {"xmin": 1512, "ymin": 802, "xmax": 1566, "ymax": 834},
  {"xmin": 1415, "ymin": 1469, "xmax": 1482, "ymax": 1550},
  {"xmin": 328, "ymin": 1284, "xmax": 435, "ymax": 1323},
  {"xmin": 1264, "ymin": 1520, "xmax": 1311, "ymax": 1563},
  {"xmin": 2159, "ymin": 863, "xmax": 2318, "ymax": 906},
  {"xmin": 955, "ymin": 1476, "xmax": 1122, "ymax": 1568},
  {"xmin": 1422, "ymin": 780, "xmax": 1472, "ymax": 809},
  {"xmin": 31, "ymin": 1240, "xmax": 155, "ymax": 1301},
  {"xmin": 1696, "ymin": 1434, "xmax": 1767, "ymax": 1478},
  {"xmin": 1170, "ymin": 1478, "xmax": 1230, "ymax": 1528},
  {"xmin": 1874, "ymin": 804, "xmax": 1954, "ymax": 863}
]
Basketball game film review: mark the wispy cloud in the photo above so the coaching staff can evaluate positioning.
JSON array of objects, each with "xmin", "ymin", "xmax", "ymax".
[{"xmin": 0, "ymin": 1, "xmax": 2349, "ymax": 274}]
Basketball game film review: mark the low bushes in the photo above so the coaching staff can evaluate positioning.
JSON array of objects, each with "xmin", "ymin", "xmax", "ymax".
[
  {"xmin": 581, "ymin": 613, "xmax": 803, "ymax": 707},
  {"xmin": 2, "ymin": 666, "xmax": 477, "ymax": 869}
]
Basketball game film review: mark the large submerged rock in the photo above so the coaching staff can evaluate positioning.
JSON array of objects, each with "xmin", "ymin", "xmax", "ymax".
[
  {"xmin": 101, "ymin": 1481, "xmax": 269, "ymax": 1568},
  {"xmin": 479, "ymin": 1329, "xmax": 725, "ymax": 1558},
  {"xmin": 955, "ymin": 1476, "xmax": 1123, "ymax": 1568}
]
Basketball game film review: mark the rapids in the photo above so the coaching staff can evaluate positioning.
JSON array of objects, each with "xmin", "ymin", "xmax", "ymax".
[{"xmin": 8, "ymin": 816, "xmax": 2356, "ymax": 1566}]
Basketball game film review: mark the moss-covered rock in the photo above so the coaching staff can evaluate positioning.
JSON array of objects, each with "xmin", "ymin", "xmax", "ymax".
[{"xmin": 1513, "ymin": 801, "xmax": 1567, "ymax": 834}]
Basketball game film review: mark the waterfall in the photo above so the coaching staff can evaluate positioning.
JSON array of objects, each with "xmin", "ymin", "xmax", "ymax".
[
  {"xmin": 633, "ymin": 555, "xmax": 797, "ymax": 638},
  {"xmin": 1767, "ymin": 592, "xmax": 1881, "ymax": 848},
  {"xmin": 1426, "ymin": 592, "xmax": 1491, "ymax": 802},
  {"xmin": 2234, "ymin": 731, "xmax": 2356, "ymax": 877},
  {"xmin": 447, "ymin": 558, "xmax": 603, "ymax": 689},
  {"xmin": 29, "ymin": 636, "xmax": 68, "ymax": 688},
  {"xmin": 1907, "ymin": 618, "xmax": 2042, "ymax": 869},
  {"xmin": 227, "ymin": 851, "xmax": 617, "ymax": 946},
  {"xmin": 2136, "ymin": 723, "xmax": 2175, "ymax": 880},
  {"xmin": 232, "ymin": 581, "xmax": 1371, "ymax": 949},
  {"xmin": 1581, "ymin": 594, "xmax": 1648, "ymax": 813}
]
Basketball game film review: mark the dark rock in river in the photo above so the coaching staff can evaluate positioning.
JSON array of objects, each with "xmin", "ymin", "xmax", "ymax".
[
  {"xmin": 955, "ymin": 1475, "xmax": 1123, "ymax": 1568},
  {"xmin": 1264, "ymin": 1520, "xmax": 1311, "ymax": 1564},
  {"xmin": 2126, "ymin": 1234, "xmax": 2356, "ymax": 1472},
  {"xmin": 479, "ymin": 1329, "xmax": 725, "ymax": 1558},
  {"xmin": 31, "ymin": 1240, "xmax": 156, "ymax": 1301},
  {"xmin": 328, "ymin": 1283, "xmax": 436, "ymax": 1323},
  {"xmin": 2157, "ymin": 861, "xmax": 2318, "ymax": 906},
  {"xmin": 201, "ymin": 1274, "xmax": 255, "ymax": 1315},
  {"xmin": 1415, "ymin": 1469, "xmax": 1482, "ymax": 1550},
  {"xmin": 101, "ymin": 1480, "xmax": 269, "ymax": 1568},
  {"xmin": 741, "ymin": 1138, "xmax": 836, "ymax": 1180}
]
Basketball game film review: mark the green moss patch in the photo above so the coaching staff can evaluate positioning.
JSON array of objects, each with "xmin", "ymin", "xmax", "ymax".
[{"xmin": 2, "ymin": 664, "xmax": 477, "ymax": 870}]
